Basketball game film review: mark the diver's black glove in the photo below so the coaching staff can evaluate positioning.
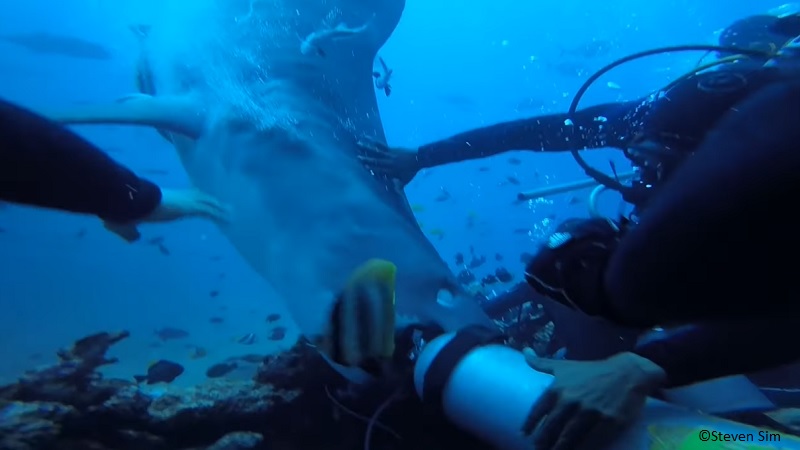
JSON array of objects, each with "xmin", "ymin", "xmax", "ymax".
[{"xmin": 524, "ymin": 218, "xmax": 626, "ymax": 318}]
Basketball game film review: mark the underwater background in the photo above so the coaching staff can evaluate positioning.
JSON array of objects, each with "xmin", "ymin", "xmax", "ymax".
[{"xmin": 0, "ymin": 0, "xmax": 779, "ymax": 401}]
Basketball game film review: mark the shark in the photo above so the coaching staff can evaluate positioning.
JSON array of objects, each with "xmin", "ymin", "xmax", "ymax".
[{"xmin": 43, "ymin": 0, "xmax": 494, "ymax": 372}]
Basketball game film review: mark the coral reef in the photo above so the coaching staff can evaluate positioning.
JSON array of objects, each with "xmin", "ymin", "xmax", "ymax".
[{"xmin": 0, "ymin": 331, "xmax": 489, "ymax": 450}]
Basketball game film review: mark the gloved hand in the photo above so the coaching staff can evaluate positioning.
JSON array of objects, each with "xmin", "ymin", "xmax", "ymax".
[
  {"xmin": 356, "ymin": 137, "xmax": 421, "ymax": 186},
  {"xmin": 521, "ymin": 349, "xmax": 666, "ymax": 450},
  {"xmin": 104, "ymin": 188, "xmax": 229, "ymax": 243}
]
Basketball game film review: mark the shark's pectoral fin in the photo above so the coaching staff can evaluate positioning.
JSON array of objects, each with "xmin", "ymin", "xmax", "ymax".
[{"xmin": 48, "ymin": 94, "xmax": 206, "ymax": 139}]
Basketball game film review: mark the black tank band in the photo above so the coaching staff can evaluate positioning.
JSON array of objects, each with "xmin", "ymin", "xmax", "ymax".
[{"xmin": 422, "ymin": 325, "xmax": 505, "ymax": 415}]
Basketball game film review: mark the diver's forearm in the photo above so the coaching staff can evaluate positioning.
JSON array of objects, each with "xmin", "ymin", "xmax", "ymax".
[
  {"xmin": 633, "ymin": 319, "xmax": 800, "ymax": 388},
  {"xmin": 415, "ymin": 101, "xmax": 638, "ymax": 169},
  {"xmin": 0, "ymin": 98, "xmax": 162, "ymax": 223}
]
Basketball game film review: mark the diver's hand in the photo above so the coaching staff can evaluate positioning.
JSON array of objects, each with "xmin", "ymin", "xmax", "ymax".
[
  {"xmin": 103, "ymin": 189, "xmax": 229, "ymax": 243},
  {"xmin": 356, "ymin": 137, "xmax": 421, "ymax": 185},
  {"xmin": 142, "ymin": 188, "xmax": 229, "ymax": 224},
  {"xmin": 521, "ymin": 349, "xmax": 666, "ymax": 450}
]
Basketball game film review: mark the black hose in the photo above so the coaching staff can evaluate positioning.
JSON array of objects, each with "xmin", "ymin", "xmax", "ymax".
[{"xmin": 567, "ymin": 45, "xmax": 775, "ymax": 197}]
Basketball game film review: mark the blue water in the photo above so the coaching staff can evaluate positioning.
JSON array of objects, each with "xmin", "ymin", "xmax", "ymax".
[{"xmin": 0, "ymin": 0, "xmax": 777, "ymax": 388}]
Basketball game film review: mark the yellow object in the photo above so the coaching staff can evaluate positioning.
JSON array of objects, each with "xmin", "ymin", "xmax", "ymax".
[{"xmin": 319, "ymin": 259, "xmax": 398, "ymax": 371}]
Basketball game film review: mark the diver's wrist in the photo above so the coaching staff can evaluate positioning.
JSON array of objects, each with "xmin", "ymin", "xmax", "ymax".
[{"xmin": 612, "ymin": 351, "xmax": 668, "ymax": 391}]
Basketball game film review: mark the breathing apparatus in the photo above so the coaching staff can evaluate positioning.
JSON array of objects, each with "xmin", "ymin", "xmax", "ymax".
[
  {"xmin": 523, "ymin": 11, "xmax": 800, "ymax": 320},
  {"xmin": 568, "ymin": 11, "xmax": 800, "ymax": 206}
]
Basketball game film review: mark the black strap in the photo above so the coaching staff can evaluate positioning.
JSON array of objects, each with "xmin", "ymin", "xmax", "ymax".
[{"xmin": 422, "ymin": 325, "xmax": 505, "ymax": 415}]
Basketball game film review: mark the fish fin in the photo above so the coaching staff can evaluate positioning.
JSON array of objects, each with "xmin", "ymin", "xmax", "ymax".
[
  {"xmin": 133, "ymin": 374, "xmax": 147, "ymax": 383},
  {"xmin": 47, "ymin": 94, "xmax": 205, "ymax": 139},
  {"xmin": 378, "ymin": 57, "xmax": 389, "ymax": 72},
  {"xmin": 384, "ymin": 85, "xmax": 392, "ymax": 97},
  {"xmin": 372, "ymin": 71, "xmax": 380, "ymax": 78}
]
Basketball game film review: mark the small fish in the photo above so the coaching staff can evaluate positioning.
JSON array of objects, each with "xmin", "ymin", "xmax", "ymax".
[
  {"xmin": 209, "ymin": 316, "xmax": 224, "ymax": 324},
  {"xmin": 427, "ymin": 228, "xmax": 445, "ymax": 240},
  {"xmin": 316, "ymin": 259, "xmax": 397, "ymax": 377},
  {"xmin": 506, "ymin": 175, "xmax": 521, "ymax": 185},
  {"xmin": 268, "ymin": 326, "xmax": 287, "ymax": 341},
  {"xmin": 299, "ymin": 16, "xmax": 374, "ymax": 57},
  {"xmin": 154, "ymin": 327, "xmax": 189, "ymax": 341},
  {"xmin": 372, "ymin": 56, "xmax": 393, "ymax": 97},
  {"xmin": 468, "ymin": 254, "xmax": 487, "ymax": 269},
  {"xmin": 147, "ymin": 236, "xmax": 164, "ymax": 245},
  {"xmin": 434, "ymin": 188, "xmax": 451, "ymax": 202},
  {"xmin": 508, "ymin": 157, "xmax": 522, "ymax": 165},
  {"xmin": 209, "ymin": 290, "xmax": 220, "ymax": 298},
  {"xmin": 266, "ymin": 313, "xmax": 281, "ymax": 323},
  {"xmin": 236, "ymin": 333, "xmax": 257, "ymax": 345},
  {"xmin": 156, "ymin": 243, "xmax": 170, "ymax": 255},
  {"xmin": 134, "ymin": 359, "xmax": 184, "ymax": 384},
  {"xmin": 495, "ymin": 267, "xmax": 513, "ymax": 283},
  {"xmin": 188, "ymin": 346, "xmax": 208, "ymax": 360},
  {"xmin": 206, "ymin": 362, "xmax": 237, "ymax": 378}
]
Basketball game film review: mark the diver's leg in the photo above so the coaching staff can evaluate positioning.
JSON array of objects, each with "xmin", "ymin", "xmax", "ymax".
[{"xmin": 604, "ymin": 81, "xmax": 800, "ymax": 325}]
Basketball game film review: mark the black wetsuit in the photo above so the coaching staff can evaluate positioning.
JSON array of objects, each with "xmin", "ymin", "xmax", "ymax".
[
  {"xmin": 0, "ymin": 98, "xmax": 161, "ymax": 223},
  {"xmin": 420, "ymin": 61, "xmax": 800, "ymax": 387}
]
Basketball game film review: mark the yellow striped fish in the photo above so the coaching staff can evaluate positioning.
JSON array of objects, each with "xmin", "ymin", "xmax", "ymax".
[{"xmin": 317, "ymin": 259, "xmax": 397, "ymax": 377}]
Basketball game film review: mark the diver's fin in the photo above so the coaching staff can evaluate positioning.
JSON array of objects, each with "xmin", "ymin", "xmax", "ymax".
[{"xmin": 48, "ymin": 94, "xmax": 205, "ymax": 139}]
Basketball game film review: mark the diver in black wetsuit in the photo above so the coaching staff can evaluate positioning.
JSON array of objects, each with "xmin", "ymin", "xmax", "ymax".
[
  {"xmin": 0, "ymin": 98, "xmax": 226, "ymax": 241},
  {"xmin": 361, "ymin": 12, "xmax": 800, "ymax": 450}
]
